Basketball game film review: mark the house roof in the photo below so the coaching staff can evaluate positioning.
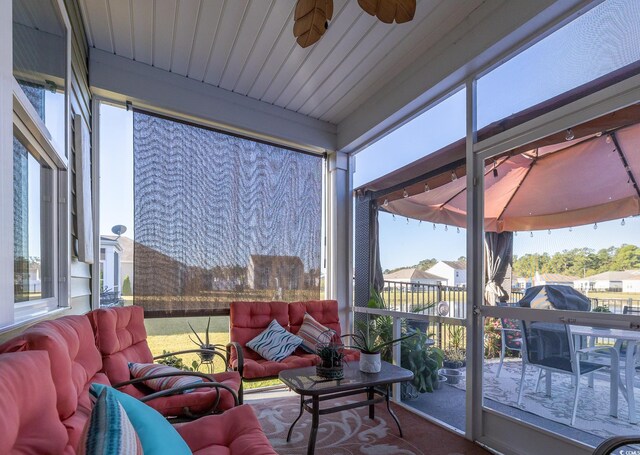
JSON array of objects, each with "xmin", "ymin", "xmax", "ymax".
[
  {"xmin": 579, "ymin": 270, "xmax": 640, "ymax": 281},
  {"xmin": 537, "ymin": 273, "xmax": 579, "ymax": 283},
  {"xmin": 384, "ymin": 267, "xmax": 443, "ymax": 281},
  {"xmin": 439, "ymin": 260, "xmax": 466, "ymax": 270}
]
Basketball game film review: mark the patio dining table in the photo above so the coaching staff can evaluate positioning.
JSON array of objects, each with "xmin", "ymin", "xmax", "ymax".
[{"xmin": 571, "ymin": 325, "xmax": 640, "ymax": 424}]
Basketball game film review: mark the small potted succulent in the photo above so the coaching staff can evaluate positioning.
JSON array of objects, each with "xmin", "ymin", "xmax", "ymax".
[
  {"xmin": 188, "ymin": 317, "xmax": 217, "ymax": 363},
  {"xmin": 316, "ymin": 336, "xmax": 345, "ymax": 379},
  {"xmin": 441, "ymin": 348, "xmax": 465, "ymax": 385}
]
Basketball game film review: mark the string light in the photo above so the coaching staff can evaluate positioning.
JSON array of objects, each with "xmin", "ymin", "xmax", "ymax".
[
  {"xmin": 406, "ymin": 218, "xmax": 409, "ymax": 224},
  {"xmin": 606, "ymin": 135, "xmax": 612, "ymax": 144},
  {"xmin": 594, "ymin": 222, "xmax": 598, "ymax": 230},
  {"xmin": 569, "ymin": 226, "xmax": 573, "ymax": 232},
  {"xmin": 403, "ymin": 189, "xmax": 408, "ymax": 198},
  {"xmin": 424, "ymin": 183, "xmax": 430, "ymax": 192},
  {"xmin": 456, "ymin": 227, "xmax": 460, "ymax": 234},
  {"xmin": 383, "ymin": 199, "xmax": 389, "ymax": 207},
  {"xmin": 419, "ymin": 220, "xmax": 422, "ymax": 225},
  {"xmin": 622, "ymin": 218, "xmax": 626, "ymax": 226},
  {"xmin": 547, "ymin": 229, "xmax": 551, "ymax": 235},
  {"xmin": 565, "ymin": 128, "xmax": 575, "ymax": 141},
  {"xmin": 492, "ymin": 160, "xmax": 498, "ymax": 178},
  {"xmin": 530, "ymin": 232, "xmax": 533, "ymax": 238},
  {"xmin": 445, "ymin": 225, "xmax": 448, "ymax": 232},
  {"xmin": 514, "ymin": 231, "xmax": 518, "ymax": 237},
  {"xmin": 451, "ymin": 171, "xmax": 457, "ymax": 181},
  {"xmin": 392, "ymin": 214, "xmax": 396, "ymax": 220},
  {"xmin": 433, "ymin": 223, "xmax": 436, "ymax": 230}
]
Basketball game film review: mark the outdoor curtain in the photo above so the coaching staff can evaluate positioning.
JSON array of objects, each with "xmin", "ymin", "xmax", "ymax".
[
  {"xmin": 133, "ymin": 111, "xmax": 323, "ymax": 317},
  {"xmin": 369, "ymin": 198, "xmax": 384, "ymax": 294},
  {"xmin": 484, "ymin": 231, "xmax": 513, "ymax": 304}
]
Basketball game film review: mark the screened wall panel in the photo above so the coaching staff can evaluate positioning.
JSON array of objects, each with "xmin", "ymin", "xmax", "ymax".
[{"xmin": 133, "ymin": 112, "xmax": 323, "ymax": 316}]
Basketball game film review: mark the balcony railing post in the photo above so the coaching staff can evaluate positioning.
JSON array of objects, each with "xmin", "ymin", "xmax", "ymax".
[{"xmin": 392, "ymin": 314, "xmax": 402, "ymax": 402}]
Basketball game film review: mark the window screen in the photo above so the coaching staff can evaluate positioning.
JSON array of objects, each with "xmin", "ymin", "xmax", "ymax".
[{"xmin": 133, "ymin": 111, "xmax": 323, "ymax": 317}]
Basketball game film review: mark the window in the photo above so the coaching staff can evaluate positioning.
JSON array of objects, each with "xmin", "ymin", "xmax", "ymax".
[
  {"xmin": 4, "ymin": 0, "xmax": 70, "ymax": 327},
  {"xmin": 13, "ymin": 135, "xmax": 54, "ymax": 303}
]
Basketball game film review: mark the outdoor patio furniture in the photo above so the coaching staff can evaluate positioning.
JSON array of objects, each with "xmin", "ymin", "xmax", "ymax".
[
  {"xmin": 229, "ymin": 300, "xmax": 360, "ymax": 392},
  {"xmin": 518, "ymin": 321, "xmax": 618, "ymax": 426},
  {"xmin": 0, "ymin": 349, "xmax": 276, "ymax": 454},
  {"xmin": 279, "ymin": 361, "xmax": 413, "ymax": 455},
  {"xmin": 496, "ymin": 317, "xmax": 522, "ymax": 378},
  {"xmin": 89, "ymin": 305, "xmax": 242, "ymax": 418}
]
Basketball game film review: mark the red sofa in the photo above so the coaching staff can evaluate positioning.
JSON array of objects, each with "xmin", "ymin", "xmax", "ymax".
[
  {"xmin": 0, "ymin": 313, "xmax": 276, "ymax": 454},
  {"xmin": 229, "ymin": 300, "xmax": 359, "ymax": 382}
]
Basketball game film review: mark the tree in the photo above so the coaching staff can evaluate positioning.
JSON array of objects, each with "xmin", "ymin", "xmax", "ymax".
[
  {"xmin": 417, "ymin": 258, "xmax": 438, "ymax": 271},
  {"xmin": 610, "ymin": 244, "xmax": 640, "ymax": 271},
  {"xmin": 122, "ymin": 275, "xmax": 132, "ymax": 296}
]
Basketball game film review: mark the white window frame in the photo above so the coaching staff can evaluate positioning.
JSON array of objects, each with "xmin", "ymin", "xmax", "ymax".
[{"xmin": 0, "ymin": 0, "xmax": 71, "ymax": 331}]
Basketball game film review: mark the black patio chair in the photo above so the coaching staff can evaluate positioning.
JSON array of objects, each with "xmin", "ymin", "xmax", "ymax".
[{"xmin": 517, "ymin": 321, "xmax": 615, "ymax": 426}]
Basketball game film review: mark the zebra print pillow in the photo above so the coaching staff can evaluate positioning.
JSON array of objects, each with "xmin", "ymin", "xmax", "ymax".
[{"xmin": 246, "ymin": 319, "xmax": 303, "ymax": 362}]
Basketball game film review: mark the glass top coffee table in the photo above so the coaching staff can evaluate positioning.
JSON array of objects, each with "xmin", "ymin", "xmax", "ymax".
[{"xmin": 278, "ymin": 361, "xmax": 414, "ymax": 455}]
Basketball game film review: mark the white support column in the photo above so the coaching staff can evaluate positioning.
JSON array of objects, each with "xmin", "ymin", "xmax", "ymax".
[
  {"xmin": 465, "ymin": 79, "xmax": 484, "ymax": 440},
  {"xmin": 326, "ymin": 151, "xmax": 353, "ymax": 336},
  {"xmin": 0, "ymin": 2, "xmax": 14, "ymax": 327}
]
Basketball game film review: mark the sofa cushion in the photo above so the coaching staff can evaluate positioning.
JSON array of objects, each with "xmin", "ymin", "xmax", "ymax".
[
  {"xmin": 232, "ymin": 353, "xmax": 319, "ymax": 379},
  {"xmin": 129, "ymin": 362, "xmax": 203, "ymax": 392},
  {"xmin": 140, "ymin": 371, "xmax": 241, "ymax": 416},
  {"xmin": 0, "ymin": 351, "xmax": 69, "ymax": 454},
  {"xmin": 91, "ymin": 384, "xmax": 191, "ymax": 455},
  {"xmin": 77, "ymin": 387, "xmax": 143, "ymax": 455},
  {"xmin": 297, "ymin": 312, "xmax": 335, "ymax": 353},
  {"xmin": 230, "ymin": 301, "xmax": 290, "ymax": 361},
  {"xmin": 89, "ymin": 306, "xmax": 154, "ymax": 385},
  {"xmin": 289, "ymin": 300, "xmax": 342, "ymax": 337},
  {"xmin": 246, "ymin": 319, "xmax": 303, "ymax": 362},
  {"xmin": 0, "ymin": 315, "xmax": 104, "ymax": 421},
  {"xmin": 176, "ymin": 405, "xmax": 277, "ymax": 455}
]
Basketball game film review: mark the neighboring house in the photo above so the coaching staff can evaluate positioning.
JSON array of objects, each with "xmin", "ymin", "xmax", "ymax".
[
  {"xmin": 383, "ymin": 267, "xmax": 443, "ymax": 289},
  {"xmin": 534, "ymin": 272, "xmax": 578, "ymax": 287},
  {"xmin": 247, "ymin": 255, "xmax": 305, "ymax": 291},
  {"xmin": 512, "ymin": 274, "xmax": 532, "ymax": 290},
  {"xmin": 99, "ymin": 235, "xmax": 123, "ymax": 293},
  {"xmin": 427, "ymin": 261, "xmax": 467, "ymax": 287},
  {"xmin": 116, "ymin": 236, "xmax": 134, "ymax": 292},
  {"xmin": 623, "ymin": 271, "xmax": 640, "ymax": 292},
  {"xmin": 575, "ymin": 270, "xmax": 640, "ymax": 292}
]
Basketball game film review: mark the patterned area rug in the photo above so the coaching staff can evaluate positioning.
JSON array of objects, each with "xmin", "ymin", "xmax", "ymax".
[
  {"xmin": 464, "ymin": 360, "xmax": 640, "ymax": 438},
  {"xmin": 250, "ymin": 394, "xmax": 489, "ymax": 455}
]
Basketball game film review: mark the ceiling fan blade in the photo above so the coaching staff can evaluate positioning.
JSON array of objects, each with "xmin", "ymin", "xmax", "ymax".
[
  {"xmin": 294, "ymin": 0, "xmax": 334, "ymax": 48},
  {"xmin": 358, "ymin": 0, "xmax": 416, "ymax": 24}
]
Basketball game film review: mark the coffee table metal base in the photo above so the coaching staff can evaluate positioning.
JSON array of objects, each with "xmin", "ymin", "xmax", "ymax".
[{"xmin": 285, "ymin": 385, "xmax": 402, "ymax": 455}]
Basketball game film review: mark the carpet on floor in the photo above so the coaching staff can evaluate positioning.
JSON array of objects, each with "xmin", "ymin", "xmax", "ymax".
[{"xmin": 250, "ymin": 394, "xmax": 489, "ymax": 455}]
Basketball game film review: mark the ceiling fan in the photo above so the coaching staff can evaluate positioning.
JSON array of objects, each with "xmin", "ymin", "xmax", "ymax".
[{"xmin": 294, "ymin": 0, "xmax": 416, "ymax": 48}]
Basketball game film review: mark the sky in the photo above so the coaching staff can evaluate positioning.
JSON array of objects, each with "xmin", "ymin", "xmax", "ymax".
[{"xmin": 98, "ymin": 0, "xmax": 640, "ymax": 272}]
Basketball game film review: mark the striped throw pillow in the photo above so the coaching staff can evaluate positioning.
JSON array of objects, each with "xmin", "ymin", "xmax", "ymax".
[
  {"xmin": 128, "ymin": 363, "xmax": 203, "ymax": 393},
  {"xmin": 78, "ymin": 387, "xmax": 143, "ymax": 455},
  {"xmin": 246, "ymin": 319, "xmax": 303, "ymax": 362},
  {"xmin": 297, "ymin": 313, "xmax": 336, "ymax": 353}
]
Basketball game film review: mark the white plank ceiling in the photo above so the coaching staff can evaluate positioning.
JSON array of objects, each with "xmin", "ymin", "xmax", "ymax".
[{"xmin": 78, "ymin": 0, "xmax": 485, "ymax": 125}]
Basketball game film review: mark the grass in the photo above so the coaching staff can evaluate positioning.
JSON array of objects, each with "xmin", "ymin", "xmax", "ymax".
[{"xmin": 144, "ymin": 316, "xmax": 279, "ymax": 389}]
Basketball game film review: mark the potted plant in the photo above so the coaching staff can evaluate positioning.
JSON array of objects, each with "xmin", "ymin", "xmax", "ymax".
[
  {"xmin": 316, "ymin": 338, "xmax": 345, "ymax": 379},
  {"xmin": 343, "ymin": 328, "xmax": 415, "ymax": 373},
  {"xmin": 188, "ymin": 317, "xmax": 218, "ymax": 364},
  {"xmin": 401, "ymin": 328, "xmax": 445, "ymax": 395},
  {"xmin": 441, "ymin": 348, "xmax": 465, "ymax": 384}
]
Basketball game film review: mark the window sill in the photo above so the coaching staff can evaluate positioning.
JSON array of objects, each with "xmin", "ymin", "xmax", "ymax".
[{"xmin": 0, "ymin": 306, "xmax": 70, "ymax": 336}]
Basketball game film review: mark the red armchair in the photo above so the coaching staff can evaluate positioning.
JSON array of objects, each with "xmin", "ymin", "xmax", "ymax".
[{"xmin": 89, "ymin": 305, "xmax": 242, "ymax": 418}]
